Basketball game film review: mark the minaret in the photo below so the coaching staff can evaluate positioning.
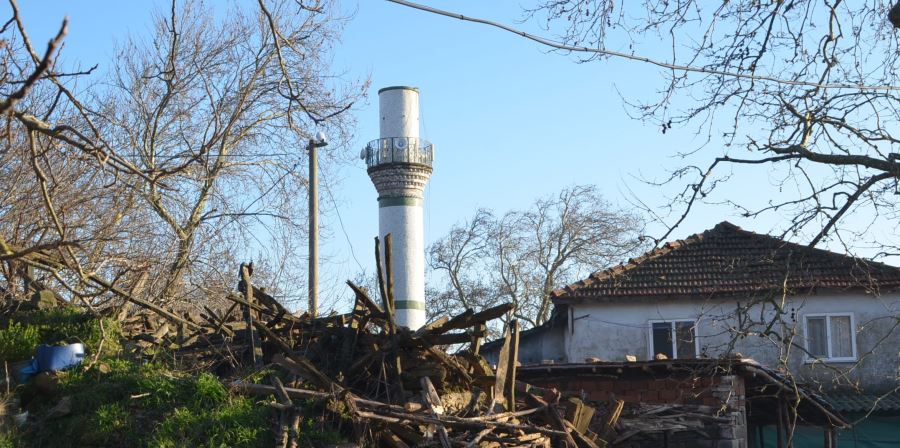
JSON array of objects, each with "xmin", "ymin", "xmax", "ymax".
[{"xmin": 361, "ymin": 86, "xmax": 434, "ymax": 330}]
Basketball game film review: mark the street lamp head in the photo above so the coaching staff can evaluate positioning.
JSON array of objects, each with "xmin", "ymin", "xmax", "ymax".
[{"xmin": 310, "ymin": 131, "xmax": 328, "ymax": 148}]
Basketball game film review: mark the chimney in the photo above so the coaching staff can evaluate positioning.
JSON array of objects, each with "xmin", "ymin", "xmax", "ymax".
[{"xmin": 360, "ymin": 86, "xmax": 434, "ymax": 330}]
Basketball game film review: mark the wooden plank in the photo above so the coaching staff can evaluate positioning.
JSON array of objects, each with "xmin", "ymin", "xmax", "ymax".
[
  {"xmin": 346, "ymin": 280, "xmax": 385, "ymax": 318},
  {"xmin": 374, "ymin": 237, "xmax": 393, "ymax": 322},
  {"xmin": 420, "ymin": 376, "xmax": 451, "ymax": 448},
  {"xmin": 524, "ymin": 390, "xmax": 578, "ymax": 448},
  {"xmin": 380, "ymin": 235, "xmax": 404, "ymax": 400},
  {"xmin": 563, "ymin": 397, "xmax": 595, "ymax": 435},
  {"xmin": 383, "ymin": 234, "xmax": 397, "ymax": 316},
  {"xmin": 413, "ymin": 315, "xmax": 449, "ymax": 336},
  {"xmin": 491, "ymin": 324, "xmax": 512, "ymax": 412},
  {"xmin": 380, "ymin": 430, "xmax": 411, "ymax": 448},
  {"xmin": 596, "ymin": 399, "xmax": 624, "ymax": 448},
  {"xmin": 470, "ymin": 323, "xmax": 486, "ymax": 355}
]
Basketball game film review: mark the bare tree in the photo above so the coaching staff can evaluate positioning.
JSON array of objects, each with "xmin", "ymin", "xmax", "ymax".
[
  {"xmin": 428, "ymin": 185, "xmax": 644, "ymax": 327},
  {"xmin": 91, "ymin": 0, "xmax": 362, "ymax": 306},
  {"xmin": 391, "ymin": 0, "xmax": 900, "ymax": 257},
  {"xmin": 0, "ymin": 0, "xmax": 364, "ymax": 315}
]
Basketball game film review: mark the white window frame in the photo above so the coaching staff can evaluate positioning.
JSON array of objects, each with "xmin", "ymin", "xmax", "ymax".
[
  {"xmin": 647, "ymin": 319, "xmax": 700, "ymax": 360},
  {"xmin": 802, "ymin": 313, "xmax": 857, "ymax": 363}
]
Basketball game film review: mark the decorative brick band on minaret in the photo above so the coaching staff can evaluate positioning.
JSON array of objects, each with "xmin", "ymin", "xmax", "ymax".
[{"xmin": 361, "ymin": 86, "xmax": 434, "ymax": 330}]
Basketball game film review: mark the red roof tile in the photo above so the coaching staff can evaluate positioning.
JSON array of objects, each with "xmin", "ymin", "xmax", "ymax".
[{"xmin": 552, "ymin": 221, "xmax": 900, "ymax": 302}]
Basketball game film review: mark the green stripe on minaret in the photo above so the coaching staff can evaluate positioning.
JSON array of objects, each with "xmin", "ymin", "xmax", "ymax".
[
  {"xmin": 394, "ymin": 300, "xmax": 426, "ymax": 310},
  {"xmin": 378, "ymin": 197, "xmax": 422, "ymax": 207}
]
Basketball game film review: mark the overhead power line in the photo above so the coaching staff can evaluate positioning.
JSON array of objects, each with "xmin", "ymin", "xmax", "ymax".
[{"xmin": 386, "ymin": 0, "xmax": 900, "ymax": 92}]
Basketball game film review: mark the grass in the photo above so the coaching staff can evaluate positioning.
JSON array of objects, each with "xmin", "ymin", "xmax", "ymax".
[
  {"xmin": 1, "ymin": 308, "xmax": 351, "ymax": 447},
  {"xmin": 0, "ymin": 308, "xmax": 276, "ymax": 447},
  {"xmin": 21, "ymin": 359, "xmax": 272, "ymax": 447}
]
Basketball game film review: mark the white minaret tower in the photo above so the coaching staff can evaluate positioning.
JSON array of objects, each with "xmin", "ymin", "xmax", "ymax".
[{"xmin": 361, "ymin": 86, "xmax": 434, "ymax": 330}]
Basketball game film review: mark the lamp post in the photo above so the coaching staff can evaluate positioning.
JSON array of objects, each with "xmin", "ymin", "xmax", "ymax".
[{"xmin": 308, "ymin": 132, "xmax": 327, "ymax": 317}]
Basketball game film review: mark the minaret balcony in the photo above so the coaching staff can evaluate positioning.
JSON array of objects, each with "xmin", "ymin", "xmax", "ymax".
[{"xmin": 362, "ymin": 137, "xmax": 434, "ymax": 169}]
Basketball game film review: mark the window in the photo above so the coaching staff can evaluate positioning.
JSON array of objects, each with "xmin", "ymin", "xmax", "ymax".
[
  {"xmin": 804, "ymin": 313, "xmax": 856, "ymax": 362},
  {"xmin": 649, "ymin": 321, "xmax": 697, "ymax": 359}
]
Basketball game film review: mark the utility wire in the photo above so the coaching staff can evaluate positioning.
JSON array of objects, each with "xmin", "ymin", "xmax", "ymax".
[
  {"xmin": 321, "ymin": 169, "xmax": 365, "ymax": 273},
  {"xmin": 386, "ymin": 0, "xmax": 900, "ymax": 92}
]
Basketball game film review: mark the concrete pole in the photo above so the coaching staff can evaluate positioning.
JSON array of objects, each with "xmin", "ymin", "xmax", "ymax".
[{"xmin": 308, "ymin": 140, "xmax": 319, "ymax": 317}]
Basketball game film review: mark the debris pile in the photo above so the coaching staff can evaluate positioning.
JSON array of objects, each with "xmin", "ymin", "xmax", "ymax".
[{"xmin": 110, "ymin": 236, "xmax": 609, "ymax": 447}]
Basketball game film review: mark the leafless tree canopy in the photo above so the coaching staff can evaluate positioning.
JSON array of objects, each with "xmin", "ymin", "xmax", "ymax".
[
  {"xmin": 514, "ymin": 0, "xmax": 900, "ymax": 256},
  {"xmin": 0, "ymin": 0, "xmax": 364, "ymax": 312},
  {"xmin": 427, "ymin": 185, "xmax": 644, "ymax": 328}
]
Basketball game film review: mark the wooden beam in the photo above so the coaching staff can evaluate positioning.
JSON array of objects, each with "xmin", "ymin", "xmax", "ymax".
[
  {"xmin": 504, "ymin": 320, "xmax": 520, "ymax": 413},
  {"xmin": 242, "ymin": 264, "xmax": 263, "ymax": 368}
]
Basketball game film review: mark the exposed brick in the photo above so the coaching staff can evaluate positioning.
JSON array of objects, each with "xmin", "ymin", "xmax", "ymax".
[
  {"xmin": 659, "ymin": 389, "xmax": 678, "ymax": 401},
  {"xmin": 597, "ymin": 379, "xmax": 615, "ymax": 391}
]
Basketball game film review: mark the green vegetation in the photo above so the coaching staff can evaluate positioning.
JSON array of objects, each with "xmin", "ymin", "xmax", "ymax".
[
  {"xmin": 0, "ymin": 321, "xmax": 41, "ymax": 362},
  {"xmin": 0, "ymin": 308, "xmax": 120, "ymax": 362},
  {"xmin": 1, "ymin": 309, "xmax": 282, "ymax": 447},
  {"xmin": 15, "ymin": 356, "xmax": 273, "ymax": 447}
]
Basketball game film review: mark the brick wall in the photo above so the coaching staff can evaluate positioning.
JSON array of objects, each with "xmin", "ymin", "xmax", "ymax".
[
  {"xmin": 530, "ymin": 375, "xmax": 728, "ymax": 407},
  {"xmin": 526, "ymin": 373, "xmax": 748, "ymax": 448}
]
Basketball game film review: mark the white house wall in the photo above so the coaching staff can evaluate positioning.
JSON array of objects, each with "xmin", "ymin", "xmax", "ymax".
[{"xmin": 565, "ymin": 290, "xmax": 900, "ymax": 392}]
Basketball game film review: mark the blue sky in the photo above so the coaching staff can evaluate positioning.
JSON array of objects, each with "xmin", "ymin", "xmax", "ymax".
[{"xmin": 12, "ymin": 1, "xmax": 856, "ymax": 310}]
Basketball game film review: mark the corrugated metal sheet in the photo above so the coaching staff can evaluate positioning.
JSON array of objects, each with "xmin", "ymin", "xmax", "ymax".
[{"xmin": 825, "ymin": 391, "xmax": 900, "ymax": 413}]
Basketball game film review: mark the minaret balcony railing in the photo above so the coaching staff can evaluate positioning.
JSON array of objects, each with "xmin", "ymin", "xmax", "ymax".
[{"xmin": 362, "ymin": 137, "xmax": 434, "ymax": 168}]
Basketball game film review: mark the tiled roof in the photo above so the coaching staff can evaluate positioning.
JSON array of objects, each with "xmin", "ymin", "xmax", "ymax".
[
  {"xmin": 825, "ymin": 391, "xmax": 900, "ymax": 413},
  {"xmin": 553, "ymin": 221, "xmax": 900, "ymax": 302}
]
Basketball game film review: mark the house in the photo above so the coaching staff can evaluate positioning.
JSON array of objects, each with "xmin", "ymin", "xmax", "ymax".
[
  {"xmin": 551, "ymin": 221, "xmax": 900, "ymax": 393},
  {"xmin": 483, "ymin": 221, "xmax": 900, "ymax": 446}
]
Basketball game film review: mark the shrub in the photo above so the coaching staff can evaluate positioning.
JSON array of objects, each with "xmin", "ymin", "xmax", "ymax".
[{"xmin": 0, "ymin": 321, "xmax": 41, "ymax": 362}]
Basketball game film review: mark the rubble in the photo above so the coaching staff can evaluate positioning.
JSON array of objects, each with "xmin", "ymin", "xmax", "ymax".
[{"xmin": 105, "ymin": 236, "xmax": 616, "ymax": 447}]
